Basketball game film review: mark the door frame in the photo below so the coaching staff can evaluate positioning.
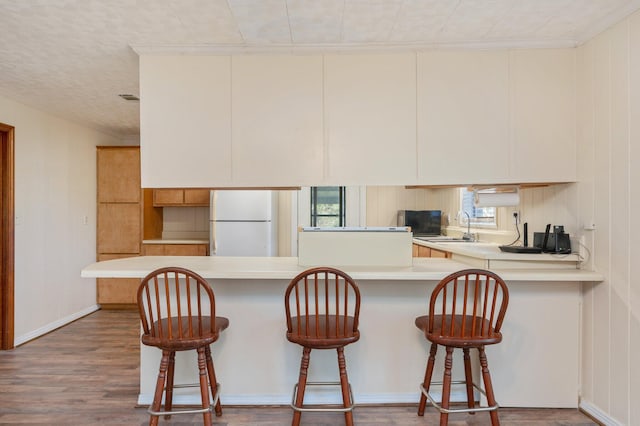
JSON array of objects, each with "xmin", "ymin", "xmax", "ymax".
[{"xmin": 0, "ymin": 122, "xmax": 15, "ymax": 350}]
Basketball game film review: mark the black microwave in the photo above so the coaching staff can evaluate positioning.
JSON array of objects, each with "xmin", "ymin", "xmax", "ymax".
[{"xmin": 397, "ymin": 210, "xmax": 442, "ymax": 236}]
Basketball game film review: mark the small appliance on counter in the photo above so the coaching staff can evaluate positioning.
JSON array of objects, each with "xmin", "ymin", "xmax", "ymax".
[
  {"xmin": 499, "ymin": 222, "xmax": 542, "ymax": 253},
  {"xmin": 533, "ymin": 224, "xmax": 572, "ymax": 254},
  {"xmin": 397, "ymin": 210, "xmax": 441, "ymax": 236}
]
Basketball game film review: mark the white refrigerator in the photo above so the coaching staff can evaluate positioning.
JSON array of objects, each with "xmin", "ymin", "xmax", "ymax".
[{"xmin": 209, "ymin": 190, "xmax": 277, "ymax": 256}]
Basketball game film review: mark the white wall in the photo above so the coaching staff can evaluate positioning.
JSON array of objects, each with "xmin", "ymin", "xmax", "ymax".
[
  {"xmin": 161, "ymin": 207, "xmax": 209, "ymax": 240},
  {"xmin": 576, "ymin": 9, "xmax": 640, "ymax": 425},
  {"xmin": 0, "ymin": 94, "xmax": 119, "ymax": 345}
]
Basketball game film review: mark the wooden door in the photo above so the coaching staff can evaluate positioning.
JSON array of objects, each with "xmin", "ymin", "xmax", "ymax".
[{"xmin": 0, "ymin": 123, "xmax": 15, "ymax": 350}]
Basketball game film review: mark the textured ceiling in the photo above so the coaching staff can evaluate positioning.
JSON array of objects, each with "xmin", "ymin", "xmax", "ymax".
[{"xmin": 0, "ymin": 0, "xmax": 639, "ymax": 138}]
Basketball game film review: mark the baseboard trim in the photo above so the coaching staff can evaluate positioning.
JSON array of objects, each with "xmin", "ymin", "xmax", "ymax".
[
  {"xmin": 14, "ymin": 305, "xmax": 100, "ymax": 346},
  {"xmin": 579, "ymin": 400, "xmax": 621, "ymax": 426}
]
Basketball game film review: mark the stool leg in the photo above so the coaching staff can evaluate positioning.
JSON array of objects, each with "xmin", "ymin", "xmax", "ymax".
[
  {"xmin": 479, "ymin": 347, "xmax": 500, "ymax": 426},
  {"xmin": 463, "ymin": 348, "xmax": 475, "ymax": 413},
  {"xmin": 418, "ymin": 342, "xmax": 438, "ymax": 416},
  {"xmin": 164, "ymin": 351, "xmax": 176, "ymax": 419},
  {"xmin": 204, "ymin": 345, "xmax": 223, "ymax": 416},
  {"xmin": 292, "ymin": 347, "xmax": 311, "ymax": 426},
  {"xmin": 440, "ymin": 346, "xmax": 454, "ymax": 426},
  {"xmin": 197, "ymin": 347, "xmax": 213, "ymax": 426},
  {"xmin": 149, "ymin": 350, "xmax": 170, "ymax": 426},
  {"xmin": 337, "ymin": 347, "xmax": 354, "ymax": 426}
]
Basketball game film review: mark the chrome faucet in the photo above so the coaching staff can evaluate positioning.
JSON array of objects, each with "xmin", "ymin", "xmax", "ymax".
[{"xmin": 462, "ymin": 211, "xmax": 475, "ymax": 241}]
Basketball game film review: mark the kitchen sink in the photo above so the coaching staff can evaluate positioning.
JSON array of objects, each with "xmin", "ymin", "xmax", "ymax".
[{"xmin": 415, "ymin": 237, "xmax": 476, "ymax": 243}]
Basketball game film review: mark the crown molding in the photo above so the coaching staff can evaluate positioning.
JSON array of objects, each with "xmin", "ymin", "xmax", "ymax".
[{"xmin": 130, "ymin": 38, "xmax": 579, "ymax": 56}]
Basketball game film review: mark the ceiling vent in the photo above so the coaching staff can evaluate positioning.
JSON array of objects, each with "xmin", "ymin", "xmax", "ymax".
[{"xmin": 118, "ymin": 94, "xmax": 139, "ymax": 101}]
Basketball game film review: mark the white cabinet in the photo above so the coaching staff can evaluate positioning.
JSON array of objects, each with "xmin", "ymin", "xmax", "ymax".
[
  {"xmin": 417, "ymin": 51, "xmax": 510, "ymax": 185},
  {"xmin": 231, "ymin": 55, "xmax": 323, "ymax": 186},
  {"xmin": 139, "ymin": 55, "xmax": 232, "ymax": 188},
  {"xmin": 323, "ymin": 53, "xmax": 417, "ymax": 185},
  {"xmin": 509, "ymin": 49, "xmax": 576, "ymax": 182}
]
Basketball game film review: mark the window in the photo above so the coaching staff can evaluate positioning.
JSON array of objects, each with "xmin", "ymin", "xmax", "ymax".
[
  {"xmin": 310, "ymin": 186, "xmax": 346, "ymax": 227},
  {"xmin": 460, "ymin": 188, "xmax": 496, "ymax": 226}
]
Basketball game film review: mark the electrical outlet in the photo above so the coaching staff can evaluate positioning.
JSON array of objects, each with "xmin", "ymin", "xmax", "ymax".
[{"xmin": 512, "ymin": 211, "xmax": 520, "ymax": 225}]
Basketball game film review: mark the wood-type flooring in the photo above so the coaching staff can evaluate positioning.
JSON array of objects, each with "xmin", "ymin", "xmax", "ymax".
[{"xmin": 0, "ymin": 309, "xmax": 599, "ymax": 425}]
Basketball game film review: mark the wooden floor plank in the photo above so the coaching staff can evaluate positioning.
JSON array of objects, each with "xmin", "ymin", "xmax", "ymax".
[{"xmin": 0, "ymin": 310, "xmax": 599, "ymax": 425}]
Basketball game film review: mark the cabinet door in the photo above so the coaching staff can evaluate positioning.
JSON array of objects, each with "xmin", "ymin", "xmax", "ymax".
[
  {"xmin": 324, "ymin": 53, "xmax": 417, "ymax": 184},
  {"xmin": 96, "ymin": 254, "xmax": 140, "ymax": 306},
  {"xmin": 97, "ymin": 203, "xmax": 141, "ymax": 254},
  {"xmin": 183, "ymin": 189, "xmax": 210, "ymax": 206},
  {"xmin": 417, "ymin": 51, "xmax": 510, "ymax": 185},
  {"xmin": 164, "ymin": 244, "xmax": 208, "ymax": 256},
  {"xmin": 430, "ymin": 248, "xmax": 451, "ymax": 258},
  {"xmin": 509, "ymin": 49, "xmax": 576, "ymax": 182},
  {"xmin": 140, "ymin": 55, "xmax": 232, "ymax": 187},
  {"xmin": 413, "ymin": 244, "xmax": 432, "ymax": 257},
  {"xmin": 153, "ymin": 189, "xmax": 184, "ymax": 206},
  {"xmin": 97, "ymin": 147, "xmax": 140, "ymax": 203},
  {"xmin": 142, "ymin": 244, "xmax": 165, "ymax": 255},
  {"xmin": 231, "ymin": 55, "xmax": 323, "ymax": 186},
  {"xmin": 143, "ymin": 243, "xmax": 209, "ymax": 256}
]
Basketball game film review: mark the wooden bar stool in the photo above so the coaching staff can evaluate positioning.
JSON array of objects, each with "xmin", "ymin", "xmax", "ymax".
[
  {"xmin": 284, "ymin": 267, "xmax": 361, "ymax": 426},
  {"xmin": 137, "ymin": 267, "xmax": 229, "ymax": 426},
  {"xmin": 415, "ymin": 269, "xmax": 509, "ymax": 426}
]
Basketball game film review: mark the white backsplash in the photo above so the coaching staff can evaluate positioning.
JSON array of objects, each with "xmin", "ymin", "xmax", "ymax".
[{"xmin": 162, "ymin": 206, "xmax": 209, "ymax": 240}]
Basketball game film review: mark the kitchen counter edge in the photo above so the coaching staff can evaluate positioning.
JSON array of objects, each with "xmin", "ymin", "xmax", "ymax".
[{"xmin": 81, "ymin": 256, "xmax": 603, "ymax": 282}]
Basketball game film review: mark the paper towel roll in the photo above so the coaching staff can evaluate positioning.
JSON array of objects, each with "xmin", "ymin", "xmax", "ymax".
[{"xmin": 473, "ymin": 191, "xmax": 520, "ymax": 207}]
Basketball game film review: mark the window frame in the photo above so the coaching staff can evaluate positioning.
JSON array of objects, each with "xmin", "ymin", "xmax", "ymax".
[
  {"xmin": 310, "ymin": 186, "xmax": 346, "ymax": 227},
  {"xmin": 459, "ymin": 188, "xmax": 497, "ymax": 228}
]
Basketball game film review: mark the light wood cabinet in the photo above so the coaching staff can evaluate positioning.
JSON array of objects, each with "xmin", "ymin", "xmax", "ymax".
[
  {"xmin": 97, "ymin": 203, "xmax": 141, "ymax": 254},
  {"xmin": 142, "ymin": 243, "xmax": 208, "ymax": 256},
  {"xmin": 96, "ymin": 254, "xmax": 140, "ymax": 306},
  {"xmin": 153, "ymin": 189, "xmax": 210, "ymax": 206},
  {"xmin": 97, "ymin": 146, "xmax": 162, "ymax": 308},
  {"xmin": 97, "ymin": 147, "xmax": 141, "ymax": 203},
  {"xmin": 412, "ymin": 243, "xmax": 451, "ymax": 258}
]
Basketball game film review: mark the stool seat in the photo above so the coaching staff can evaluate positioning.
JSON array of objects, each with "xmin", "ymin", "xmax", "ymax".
[
  {"xmin": 415, "ymin": 315, "xmax": 502, "ymax": 347},
  {"xmin": 142, "ymin": 316, "xmax": 230, "ymax": 350},
  {"xmin": 287, "ymin": 315, "xmax": 359, "ymax": 348}
]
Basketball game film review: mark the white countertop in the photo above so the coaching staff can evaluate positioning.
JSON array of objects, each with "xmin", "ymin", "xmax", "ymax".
[
  {"xmin": 413, "ymin": 238, "xmax": 581, "ymax": 262},
  {"xmin": 142, "ymin": 239, "xmax": 209, "ymax": 245},
  {"xmin": 81, "ymin": 255, "xmax": 603, "ymax": 282}
]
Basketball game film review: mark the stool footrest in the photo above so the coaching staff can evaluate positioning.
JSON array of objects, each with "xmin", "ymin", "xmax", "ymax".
[
  {"xmin": 147, "ymin": 382, "xmax": 221, "ymax": 416},
  {"xmin": 291, "ymin": 381, "xmax": 355, "ymax": 413},
  {"xmin": 420, "ymin": 380, "xmax": 499, "ymax": 414}
]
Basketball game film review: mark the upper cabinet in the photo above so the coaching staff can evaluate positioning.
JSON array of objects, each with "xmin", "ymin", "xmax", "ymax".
[
  {"xmin": 231, "ymin": 55, "xmax": 324, "ymax": 186},
  {"xmin": 139, "ymin": 55, "xmax": 232, "ymax": 188},
  {"xmin": 137, "ymin": 50, "xmax": 576, "ymax": 187},
  {"xmin": 508, "ymin": 49, "xmax": 577, "ymax": 183},
  {"xmin": 97, "ymin": 147, "xmax": 141, "ymax": 203},
  {"xmin": 324, "ymin": 54, "xmax": 417, "ymax": 184},
  {"xmin": 417, "ymin": 51, "xmax": 510, "ymax": 185},
  {"xmin": 153, "ymin": 189, "xmax": 210, "ymax": 207}
]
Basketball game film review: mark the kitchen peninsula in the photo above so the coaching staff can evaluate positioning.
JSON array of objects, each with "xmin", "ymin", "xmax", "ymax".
[{"xmin": 82, "ymin": 255, "xmax": 602, "ymax": 409}]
